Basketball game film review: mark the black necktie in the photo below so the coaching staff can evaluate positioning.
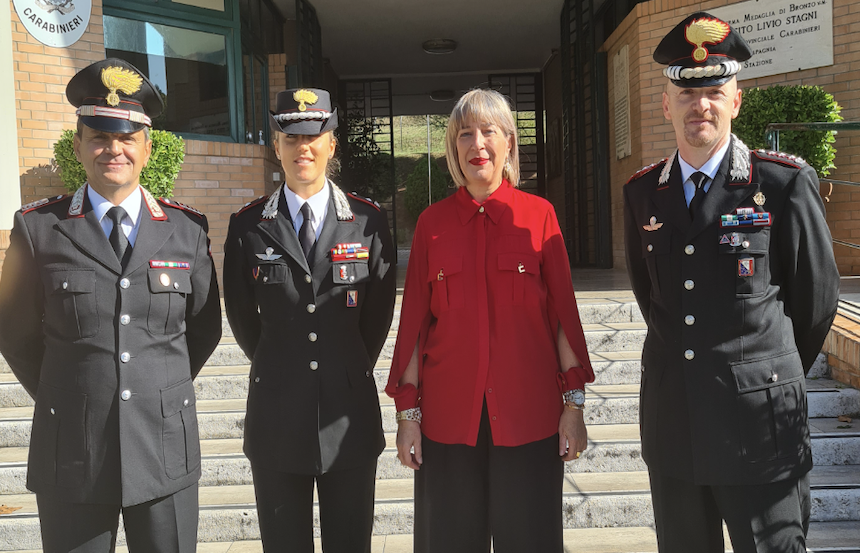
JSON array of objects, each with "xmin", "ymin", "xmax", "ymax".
[
  {"xmin": 688, "ymin": 171, "xmax": 708, "ymax": 219},
  {"xmin": 107, "ymin": 206, "xmax": 131, "ymax": 266},
  {"xmin": 299, "ymin": 202, "xmax": 315, "ymax": 263}
]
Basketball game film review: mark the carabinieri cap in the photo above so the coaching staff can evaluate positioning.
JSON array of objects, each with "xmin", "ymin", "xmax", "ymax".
[
  {"xmin": 653, "ymin": 12, "xmax": 753, "ymax": 88},
  {"xmin": 66, "ymin": 58, "xmax": 163, "ymax": 134},
  {"xmin": 269, "ymin": 87, "xmax": 339, "ymax": 135}
]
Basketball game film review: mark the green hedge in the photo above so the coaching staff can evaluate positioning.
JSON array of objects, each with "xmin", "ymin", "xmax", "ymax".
[
  {"xmin": 404, "ymin": 155, "xmax": 450, "ymax": 221},
  {"xmin": 733, "ymin": 85, "xmax": 842, "ymax": 176},
  {"xmin": 54, "ymin": 129, "xmax": 185, "ymax": 198}
]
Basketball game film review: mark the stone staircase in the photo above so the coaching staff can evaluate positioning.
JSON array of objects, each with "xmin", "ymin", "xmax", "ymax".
[{"xmin": 0, "ymin": 284, "xmax": 859, "ymax": 552}]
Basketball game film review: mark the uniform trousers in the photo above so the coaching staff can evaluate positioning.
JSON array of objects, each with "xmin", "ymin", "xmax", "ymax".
[
  {"xmin": 36, "ymin": 482, "xmax": 198, "ymax": 553},
  {"xmin": 649, "ymin": 469, "xmax": 810, "ymax": 553},
  {"xmin": 414, "ymin": 404, "xmax": 564, "ymax": 553},
  {"xmin": 251, "ymin": 462, "xmax": 377, "ymax": 553}
]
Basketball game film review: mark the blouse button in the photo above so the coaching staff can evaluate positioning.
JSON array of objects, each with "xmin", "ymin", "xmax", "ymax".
[
  {"xmin": 492, "ymin": 415, "xmax": 497, "ymax": 421},
  {"xmin": 479, "ymin": 206, "xmax": 485, "ymax": 213}
]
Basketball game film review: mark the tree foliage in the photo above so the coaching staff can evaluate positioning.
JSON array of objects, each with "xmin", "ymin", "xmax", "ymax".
[
  {"xmin": 404, "ymin": 155, "xmax": 450, "ymax": 221},
  {"xmin": 733, "ymin": 85, "xmax": 842, "ymax": 176},
  {"xmin": 53, "ymin": 129, "xmax": 185, "ymax": 198},
  {"xmin": 339, "ymin": 117, "xmax": 394, "ymax": 202}
]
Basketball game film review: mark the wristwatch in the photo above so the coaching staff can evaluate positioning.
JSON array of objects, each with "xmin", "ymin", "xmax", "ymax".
[{"xmin": 563, "ymin": 389, "xmax": 586, "ymax": 410}]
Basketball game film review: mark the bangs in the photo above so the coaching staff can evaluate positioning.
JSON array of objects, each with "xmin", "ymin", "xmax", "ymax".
[{"xmin": 448, "ymin": 89, "xmax": 512, "ymax": 134}]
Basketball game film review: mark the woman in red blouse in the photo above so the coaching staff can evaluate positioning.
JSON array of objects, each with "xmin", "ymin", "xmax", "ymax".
[{"xmin": 386, "ymin": 89, "xmax": 594, "ymax": 552}]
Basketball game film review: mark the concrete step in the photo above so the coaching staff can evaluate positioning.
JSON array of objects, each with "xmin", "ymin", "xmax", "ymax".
[
  {"xmin": 0, "ymin": 467, "xmax": 856, "ymax": 549},
  {"xmin": 0, "ymin": 421, "xmax": 856, "ymax": 495},
  {"xmin": 5, "ymin": 521, "xmax": 860, "ymax": 552}
]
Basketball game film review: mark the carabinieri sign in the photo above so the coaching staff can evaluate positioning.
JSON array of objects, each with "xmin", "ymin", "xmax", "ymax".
[{"xmin": 13, "ymin": 0, "xmax": 91, "ymax": 48}]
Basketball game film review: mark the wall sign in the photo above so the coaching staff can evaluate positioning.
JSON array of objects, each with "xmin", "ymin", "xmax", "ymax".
[
  {"xmin": 13, "ymin": 0, "xmax": 91, "ymax": 48},
  {"xmin": 710, "ymin": 0, "xmax": 833, "ymax": 81}
]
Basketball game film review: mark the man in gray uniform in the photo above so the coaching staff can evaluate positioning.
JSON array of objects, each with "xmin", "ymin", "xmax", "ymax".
[
  {"xmin": 0, "ymin": 58, "xmax": 221, "ymax": 552},
  {"xmin": 623, "ymin": 12, "xmax": 840, "ymax": 553}
]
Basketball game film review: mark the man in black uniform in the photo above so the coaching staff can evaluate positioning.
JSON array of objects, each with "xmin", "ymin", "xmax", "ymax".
[
  {"xmin": 623, "ymin": 12, "xmax": 840, "ymax": 553},
  {"xmin": 223, "ymin": 87, "xmax": 396, "ymax": 551},
  {"xmin": 0, "ymin": 58, "xmax": 221, "ymax": 552}
]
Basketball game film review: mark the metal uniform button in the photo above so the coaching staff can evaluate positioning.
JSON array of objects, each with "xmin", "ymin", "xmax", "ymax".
[
  {"xmin": 120, "ymin": 278, "xmax": 130, "ymax": 289},
  {"xmin": 305, "ymin": 274, "xmax": 312, "ymax": 283},
  {"xmin": 308, "ymin": 332, "xmax": 318, "ymax": 342},
  {"xmin": 254, "ymin": 377, "xmax": 260, "ymax": 383},
  {"xmin": 173, "ymin": 282, "xmax": 180, "ymax": 290},
  {"xmin": 120, "ymin": 352, "xmax": 130, "ymax": 363},
  {"xmin": 684, "ymin": 349, "xmax": 695, "ymax": 360},
  {"xmin": 307, "ymin": 304, "xmax": 316, "ymax": 313},
  {"xmin": 647, "ymin": 244, "xmax": 653, "ymax": 252},
  {"xmin": 262, "ymin": 276, "xmax": 268, "ymax": 283},
  {"xmin": 684, "ymin": 245, "xmax": 695, "ymax": 255},
  {"xmin": 742, "ymin": 241, "xmax": 750, "ymax": 249},
  {"xmin": 50, "ymin": 408, "xmax": 55, "ymax": 415},
  {"xmin": 183, "ymin": 399, "xmax": 189, "ymax": 407},
  {"xmin": 310, "ymin": 361, "xmax": 319, "ymax": 371},
  {"xmin": 365, "ymin": 370, "xmax": 371, "ymax": 377},
  {"xmin": 120, "ymin": 314, "xmax": 130, "ymax": 325},
  {"xmin": 62, "ymin": 281, "xmax": 68, "ymax": 290},
  {"xmin": 771, "ymin": 373, "xmax": 779, "ymax": 382},
  {"xmin": 684, "ymin": 315, "xmax": 695, "ymax": 326},
  {"xmin": 684, "ymin": 279, "xmax": 695, "ymax": 290},
  {"xmin": 120, "ymin": 390, "xmax": 131, "ymax": 401}
]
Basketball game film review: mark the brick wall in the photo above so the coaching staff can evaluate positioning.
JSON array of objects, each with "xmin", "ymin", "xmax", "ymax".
[
  {"xmin": 0, "ymin": 230, "xmax": 9, "ymax": 282},
  {"xmin": 601, "ymin": 0, "xmax": 860, "ymax": 273},
  {"xmin": 823, "ymin": 314, "xmax": 860, "ymax": 390}
]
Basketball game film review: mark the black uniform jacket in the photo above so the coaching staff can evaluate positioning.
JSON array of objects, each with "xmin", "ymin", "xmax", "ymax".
[
  {"xmin": 623, "ymin": 136, "xmax": 839, "ymax": 486},
  {"xmin": 223, "ymin": 181, "xmax": 396, "ymax": 475},
  {"xmin": 0, "ymin": 185, "xmax": 222, "ymax": 506}
]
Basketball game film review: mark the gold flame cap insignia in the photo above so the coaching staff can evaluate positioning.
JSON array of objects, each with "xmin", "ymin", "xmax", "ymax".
[
  {"xmin": 293, "ymin": 89, "xmax": 318, "ymax": 112},
  {"xmin": 100, "ymin": 67, "xmax": 143, "ymax": 107},
  {"xmin": 685, "ymin": 17, "xmax": 731, "ymax": 63}
]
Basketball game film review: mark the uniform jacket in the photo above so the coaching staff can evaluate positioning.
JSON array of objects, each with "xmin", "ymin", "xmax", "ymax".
[
  {"xmin": 0, "ymin": 185, "xmax": 222, "ymax": 506},
  {"xmin": 623, "ymin": 135, "xmax": 839, "ymax": 486},
  {"xmin": 223, "ymin": 181, "xmax": 396, "ymax": 475}
]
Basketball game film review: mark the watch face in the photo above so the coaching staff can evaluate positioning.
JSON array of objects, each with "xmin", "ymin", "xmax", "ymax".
[{"xmin": 572, "ymin": 390, "xmax": 586, "ymax": 405}]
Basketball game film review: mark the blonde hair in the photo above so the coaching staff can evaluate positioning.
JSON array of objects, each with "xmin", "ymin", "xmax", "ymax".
[{"xmin": 445, "ymin": 89, "xmax": 519, "ymax": 188}]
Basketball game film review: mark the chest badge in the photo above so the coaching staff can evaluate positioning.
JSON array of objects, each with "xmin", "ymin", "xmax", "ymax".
[
  {"xmin": 738, "ymin": 258, "xmax": 755, "ymax": 277},
  {"xmin": 256, "ymin": 247, "xmax": 282, "ymax": 261},
  {"xmin": 753, "ymin": 192, "xmax": 766, "ymax": 206},
  {"xmin": 643, "ymin": 216, "xmax": 664, "ymax": 231},
  {"xmin": 347, "ymin": 289, "xmax": 358, "ymax": 308}
]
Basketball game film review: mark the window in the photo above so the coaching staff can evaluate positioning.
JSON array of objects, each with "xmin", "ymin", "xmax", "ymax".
[{"xmin": 105, "ymin": 16, "xmax": 231, "ymax": 137}]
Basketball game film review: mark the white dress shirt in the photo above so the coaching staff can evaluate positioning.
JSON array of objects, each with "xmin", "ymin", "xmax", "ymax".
[
  {"xmin": 678, "ymin": 139, "xmax": 731, "ymax": 207},
  {"xmin": 88, "ymin": 184, "xmax": 143, "ymax": 246},
  {"xmin": 283, "ymin": 180, "xmax": 331, "ymax": 241}
]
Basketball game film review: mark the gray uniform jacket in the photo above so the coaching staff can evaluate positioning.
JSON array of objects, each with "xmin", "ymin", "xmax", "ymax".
[
  {"xmin": 0, "ymin": 185, "xmax": 222, "ymax": 506},
  {"xmin": 223, "ymin": 182, "xmax": 396, "ymax": 475},
  {"xmin": 623, "ymin": 136, "xmax": 839, "ymax": 486}
]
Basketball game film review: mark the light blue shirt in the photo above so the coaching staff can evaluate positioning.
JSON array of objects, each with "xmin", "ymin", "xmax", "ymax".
[
  {"xmin": 282, "ymin": 180, "xmax": 331, "ymax": 241},
  {"xmin": 88, "ymin": 185, "xmax": 142, "ymax": 247},
  {"xmin": 678, "ymin": 139, "xmax": 731, "ymax": 207}
]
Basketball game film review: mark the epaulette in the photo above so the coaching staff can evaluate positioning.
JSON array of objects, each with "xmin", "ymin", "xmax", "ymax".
[
  {"xmin": 235, "ymin": 195, "xmax": 268, "ymax": 216},
  {"xmin": 753, "ymin": 149, "xmax": 806, "ymax": 168},
  {"xmin": 627, "ymin": 158, "xmax": 667, "ymax": 184},
  {"xmin": 21, "ymin": 194, "xmax": 66, "ymax": 215},
  {"xmin": 348, "ymin": 192, "xmax": 381, "ymax": 211},
  {"xmin": 159, "ymin": 197, "xmax": 205, "ymax": 218}
]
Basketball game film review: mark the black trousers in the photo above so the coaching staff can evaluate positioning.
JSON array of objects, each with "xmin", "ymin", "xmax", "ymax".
[
  {"xmin": 36, "ymin": 483, "xmax": 198, "ymax": 553},
  {"xmin": 251, "ymin": 463, "xmax": 377, "ymax": 553},
  {"xmin": 649, "ymin": 469, "xmax": 811, "ymax": 553},
  {"xmin": 415, "ymin": 406, "xmax": 564, "ymax": 553}
]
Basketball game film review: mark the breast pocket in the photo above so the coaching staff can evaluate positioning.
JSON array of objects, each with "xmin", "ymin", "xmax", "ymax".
[
  {"xmin": 427, "ymin": 255, "xmax": 464, "ymax": 314},
  {"xmin": 43, "ymin": 268, "xmax": 99, "ymax": 340},
  {"xmin": 641, "ymin": 230, "xmax": 671, "ymax": 298},
  {"xmin": 148, "ymin": 269, "xmax": 192, "ymax": 335},
  {"xmin": 332, "ymin": 260, "xmax": 370, "ymax": 285},
  {"xmin": 719, "ymin": 228, "xmax": 769, "ymax": 298},
  {"xmin": 497, "ymin": 252, "xmax": 540, "ymax": 304}
]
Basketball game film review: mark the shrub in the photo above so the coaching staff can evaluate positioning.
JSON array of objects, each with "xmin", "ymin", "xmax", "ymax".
[
  {"xmin": 339, "ymin": 118, "xmax": 394, "ymax": 202},
  {"xmin": 404, "ymin": 155, "xmax": 450, "ymax": 221},
  {"xmin": 733, "ymin": 85, "xmax": 842, "ymax": 176},
  {"xmin": 53, "ymin": 129, "xmax": 185, "ymax": 198}
]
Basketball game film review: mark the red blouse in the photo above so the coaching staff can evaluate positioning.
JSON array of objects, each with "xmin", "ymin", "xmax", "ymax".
[{"xmin": 386, "ymin": 182, "xmax": 594, "ymax": 447}]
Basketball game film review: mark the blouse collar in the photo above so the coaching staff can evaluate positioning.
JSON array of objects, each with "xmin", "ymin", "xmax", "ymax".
[{"xmin": 455, "ymin": 179, "xmax": 514, "ymax": 226}]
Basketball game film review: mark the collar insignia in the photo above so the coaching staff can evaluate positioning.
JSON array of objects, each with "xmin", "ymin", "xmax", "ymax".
[
  {"xmin": 68, "ymin": 185, "xmax": 86, "ymax": 217},
  {"xmin": 256, "ymin": 247, "xmax": 282, "ymax": 261},
  {"xmin": 643, "ymin": 216, "xmax": 664, "ymax": 232},
  {"xmin": 729, "ymin": 135, "xmax": 751, "ymax": 182},
  {"xmin": 142, "ymin": 187, "xmax": 166, "ymax": 220},
  {"xmin": 330, "ymin": 181, "xmax": 354, "ymax": 222},
  {"xmin": 293, "ymin": 89, "xmax": 318, "ymax": 112},
  {"xmin": 685, "ymin": 17, "xmax": 731, "ymax": 62},
  {"xmin": 659, "ymin": 151, "xmax": 676, "ymax": 186},
  {"xmin": 261, "ymin": 185, "xmax": 282, "ymax": 219},
  {"xmin": 101, "ymin": 66, "xmax": 143, "ymax": 107}
]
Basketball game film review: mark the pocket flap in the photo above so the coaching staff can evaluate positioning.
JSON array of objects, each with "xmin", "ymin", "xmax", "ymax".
[
  {"xmin": 48, "ymin": 269, "xmax": 95, "ymax": 294},
  {"xmin": 719, "ymin": 228, "xmax": 770, "ymax": 255},
  {"xmin": 730, "ymin": 350, "xmax": 804, "ymax": 393},
  {"xmin": 427, "ymin": 255, "xmax": 463, "ymax": 282},
  {"xmin": 497, "ymin": 252, "xmax": 539, "ymax": 275},
  {"xmin": 161, "ymin": 378, "xmax": 196, "ymax": 417},
  {"xmin": 333, "ymin": 260, "xmax": 370, "ymax": 284},
  {"xmin": 149, "ymin": 269, "xmax": 192, "ymax": 294}
]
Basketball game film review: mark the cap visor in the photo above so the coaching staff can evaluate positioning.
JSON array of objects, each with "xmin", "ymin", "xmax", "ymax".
[{"xmin": 80, "ymin": 116, "xmax": 147, "ymax": 134}]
